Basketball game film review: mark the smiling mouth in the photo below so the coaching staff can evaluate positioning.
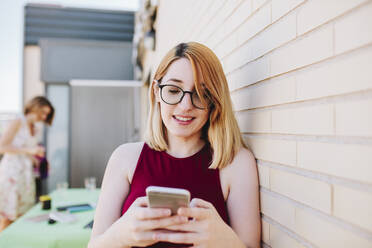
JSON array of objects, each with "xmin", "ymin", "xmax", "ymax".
[{"xmin": 173, "ymin": 115, "xmax": 195, "ymax": 122}]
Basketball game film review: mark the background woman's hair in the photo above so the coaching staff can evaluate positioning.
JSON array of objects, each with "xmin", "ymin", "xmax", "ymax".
[
  {"xmin": 24, "ymin": 96, "xmax": 55, "ymax": 125},
  {"xmin": 145, "ymin": 42, "xmax": 246, "ymax": 169}
]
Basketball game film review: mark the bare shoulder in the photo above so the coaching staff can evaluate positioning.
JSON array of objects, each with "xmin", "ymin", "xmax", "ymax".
[
  {"xmin": 111, "ymin": 142, "xmax": 144, "ymax": 159},
  {"xmin": 8, "ymin": 118, "xmax": 22, "ymax": 131},
  {"xmin": 107, "ymin": 142, "xmax": 144, "ymax": 180},
  {"xmin": 220, "ymin": 147, "xmax": 258, "ymax": 191},
  {"xmin": 0, "ymin": 118, "xmax": 23, "ymax": 145},
  {"xmin": 223, "ymin": 147, "xmax": 257, "ymax": 175}
]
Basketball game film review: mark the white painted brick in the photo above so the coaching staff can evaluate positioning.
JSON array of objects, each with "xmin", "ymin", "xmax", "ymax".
[
  {"xmin": 231, "ymin": 75, "xmax": 296, "ymax": 110},
  {"xmin": 270, "ymin": 169, "xmax": 332, "ymax": 213},
  {"xmin": 257, "ymin": 163, "xmax": 270, "ymax": 188},
  {"xmin": 223, "ymin": 10, "xmax": 296, "ymax": 73},
  {"xmin": 245, "ymin": 137, "xmax": 297, "ymax": 166},
  {"xmin": 334, "ymin": 185, "xmax": 372, "ymax": 232},
  {"xmin": 216, "ymin": 0, "xmax": 255, "ymax": 58},
  {"xmin": 272, "ymin": 0, "xmax": 305, "ymax": 22},
  {"xmin": 228, "ymin": 55, "xmax": 270, "ymax": 90},
  {"xmin": 223, "ymin": 40, "xmax": 252, "ymax": 74},
  {"xmin": 252, "ymin": 0, "xmax": 268, "ymax": 12},
  {"xmin": 296, "ymin": 45, "xmax": 372, "ymax": 101},
  {"xmin": 271, "ymin": 104, "xmax": 334, "ymax": 135},
  {"xmin": 297, "ymin": 141, "xmax": 372, "ymax": 184},
  {"xmin": 270, "ymin": 223, "xmax": 305, "ymax": 248},
  {"xmin": 198, "ymin": 0, "xmax": 227, "ymax": 42},
  {"xmin": 336, "ymin": 99, "xmax": 372, "ymax": 137},
  {"xmin": 187, "ymin": 1, "xmax": 212, "ymax": 40},
  {"xmin": 270, "ymin": 25, "xmax": 333, "ymax": 77},
  {"xmin": 208, "ymin": 0, "xmax": 244, "ymax": 48},
  {"xmin": 251, "ymin": 11, "xmax": 297, "ymax": 59},
  {"xmin": 262, "ymin": 218, "xmax": 271, "ymax": 244},
  {"xmin": 236, "ymin": 2, "xmax": 271, "ymax": 47},
  {"xmin": 296, "ymin": 208, "xmax": 372, "ymax": 248},
  {"xmin": 261, "ymin": 190, "xmax": 296, "ymax": 230},
  {"xmin": 297, "ymin": 0, "xmax": 367, "ymax": 35},
  {"xmin": 215, "ymin": 32, "xmax": 239, "ymax": 59},
  {"xmin": 335, "ymin": 2, "xmax": 372, "ymax": 54},
  {"xmin": 224, "ymin": 0, "xmax": 252, "ymax": 33},
  {"xmin": 235, "ymin": 110, "xmax": 271, "ymax": 133},
  {"xmin": 193, "ymin": 0, "xmax": 225, "ymax": 41}
]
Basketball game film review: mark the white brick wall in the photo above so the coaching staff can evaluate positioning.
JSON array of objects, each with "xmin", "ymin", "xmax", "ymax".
[
  {"xmin": 270, "ymin": 25, "xmax": 333, "ymax": 76},
  {"xmin": 154, "ymin": 0, "xmax": 372, "ymax": 247},
  {"xmin": 334, "ymin": 185, "xmax": 372, "ymax": 232},
  {"xmin": 231, "ymin": 74, "xmax": 296, "ymax": 110},
  {"xmin": 270, "ymin": 168, "xmax": 332, "ymax": 213},
  {"xmin": 272, "ymin": 104, "xmax": 334, "ymax": 135},
  {"xmin": 296, "ymin": 46, "xmax": 372, "ymax": 101},
  {"xmin": 297, "ymin": 141, "xmax": 372, "ymax": 184},
  {"xmin": 297, "ymin": 0, "xmax": 368, "ymax": 35},
  {"xmin": 246, "ymin": 136, "xmax": 297, "ymax": 166},
  {"xmin": 334, "ymin": 1, "xmax": 372, "ymax": 54},
  {"xmin": 269, "ymin": 223, "xmax": 305, "ymax": 248},
  {"xmin": 335, "ymin": 98, "xmax": 372, "ymax": 137},
  {"xmin": 261, "ymin": 190, "xmax": 296, "ymax": 230}
]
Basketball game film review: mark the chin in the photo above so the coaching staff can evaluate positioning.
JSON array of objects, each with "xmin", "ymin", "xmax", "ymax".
[
  {"xmin": 167, "ymin": 127, "xmax": 200, "ymax": 139},
  {"xmin": 163, "ymin": 117, "xmax": 206, "ymax": 139}
]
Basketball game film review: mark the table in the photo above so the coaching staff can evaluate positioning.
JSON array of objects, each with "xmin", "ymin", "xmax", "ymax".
[{"xmin": 0, "ymin": 188, "xmax": 100, "ymax": 248}]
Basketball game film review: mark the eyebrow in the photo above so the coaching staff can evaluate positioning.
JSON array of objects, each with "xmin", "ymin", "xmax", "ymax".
[{"xmin": 165, "ymin": 78, "xmax": 183, "ymax": 83}]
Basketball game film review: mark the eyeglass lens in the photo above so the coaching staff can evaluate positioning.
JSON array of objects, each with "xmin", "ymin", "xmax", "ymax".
[{"xmin": 160, "ymin": 85, "xmax": 206, "ymax": 109}]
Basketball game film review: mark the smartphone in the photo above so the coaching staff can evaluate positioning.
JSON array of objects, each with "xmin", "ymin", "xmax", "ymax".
[{"xmin": 146, "ymin": 186, "xmax": 190, "ymax": 215}]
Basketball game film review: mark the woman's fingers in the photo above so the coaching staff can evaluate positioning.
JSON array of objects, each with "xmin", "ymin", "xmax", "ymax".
[
  {"xmin": 189, "ymin": 198, "xmax": 214, "ymax": 209},
  {"xmin": 132, "ymin": 196, "xmax": 148, "ymax": 207},
  {"xmin": 131, "ymin": 231, "xmax": 157, "ymax": 242},
  {"xmin": 145, "ymin": 215, "xmax": 188, "ymax": 230},
  {"xmin": 153, "ymin": 231, "xmax": 199, "ymax": 244},
  {"xmin": 131, "ymin": 197, "xmax": 172, "ymax": 220},
  {"xmin": 164, "ymin": 221, "xmax": 198, "ymax": 232},
  {"xmin": 134, "ymin": 207, "xmax": 172, "ymax": 220},
  {"xmin": 177, "ymin": 206, "xmax": 210, "ymax": 220}
]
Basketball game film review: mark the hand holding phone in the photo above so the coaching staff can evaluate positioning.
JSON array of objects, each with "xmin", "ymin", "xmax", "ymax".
[{"xmin": 146, "ymin": 186, "xmax": 190, "ymax": 215}]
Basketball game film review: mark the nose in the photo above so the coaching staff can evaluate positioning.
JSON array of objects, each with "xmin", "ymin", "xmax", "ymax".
[{"xmin": 178, "ymin": 92, "xmax": 194, "ymax": 110}]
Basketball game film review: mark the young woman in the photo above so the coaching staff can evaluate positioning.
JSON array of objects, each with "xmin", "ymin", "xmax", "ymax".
[
  {"xmin": 0, "ymin": 96, "xmax": 54, "ymax": 231},
  {"xmin": 89, "ymin": 42, "xmax": 261, "ymax": 248}
]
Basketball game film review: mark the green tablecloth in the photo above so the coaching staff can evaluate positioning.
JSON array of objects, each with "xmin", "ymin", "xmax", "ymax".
[{"xmin": 0, "ymin": 188, "xmax": 100, "ymax": 248}]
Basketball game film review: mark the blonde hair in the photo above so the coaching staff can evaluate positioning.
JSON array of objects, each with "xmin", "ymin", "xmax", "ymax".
[
  {"xmin": 24, "ymin": 96, "xmax": 55, "ymax": 125},
  {"xmin": 145, "ymin": 42, "xmax": 246, "ymax": 169}
]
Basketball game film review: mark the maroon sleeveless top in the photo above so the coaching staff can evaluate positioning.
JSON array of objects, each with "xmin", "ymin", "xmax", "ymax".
[{"xmin": 121, "ymin": 143, "xmax": 229, "ymax": 248}]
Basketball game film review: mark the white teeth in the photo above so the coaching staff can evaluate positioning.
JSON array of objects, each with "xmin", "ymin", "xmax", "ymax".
[{"xmin": 174, "ymin": 116, "xmax": 193, "ymax": 121}]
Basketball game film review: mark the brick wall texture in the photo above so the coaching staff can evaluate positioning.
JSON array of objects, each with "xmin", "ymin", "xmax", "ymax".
[{"xmin": 152, "ymin": 0, "xmax": 372, "ymax": 247}]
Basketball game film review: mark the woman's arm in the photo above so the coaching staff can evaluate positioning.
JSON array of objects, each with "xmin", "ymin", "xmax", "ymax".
[
  {"xmin": 88, "ymin": 142, "xmax": 188, "ymax": 248},
  {"xmin": 89, "ymin": 142, "xmax": 140, "ymax": 247},
  {"xmin": 226, "ymin": 148, "xmax": 261, "ymax": 248},
  {"xmin": 0, "ymin": 119, "xmax": 33, "ymax": 155}
]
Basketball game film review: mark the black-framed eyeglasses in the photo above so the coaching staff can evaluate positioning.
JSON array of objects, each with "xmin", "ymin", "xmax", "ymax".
[{"xmin": 155, "ymin": 80, "xmax": 209, "ymax": 110}]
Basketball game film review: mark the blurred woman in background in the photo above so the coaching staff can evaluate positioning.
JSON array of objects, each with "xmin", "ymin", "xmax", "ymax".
[{"xmin": 0, "ymin": 96, "xmax": 54, "ymax": 232}]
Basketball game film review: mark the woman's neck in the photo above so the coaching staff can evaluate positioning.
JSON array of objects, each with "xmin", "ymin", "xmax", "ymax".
[
  {"xmin": 166, "ymin": 134, "xmax": 206, "ymax": 158},
  {"xmin": 25, "ymin": 114, "xmax": 36, "ymax": 136}
]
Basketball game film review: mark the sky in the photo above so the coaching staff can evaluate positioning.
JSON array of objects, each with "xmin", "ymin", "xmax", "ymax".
[{"xmin": 0, "ymin": 0, "xmax": 139, "ymax": 113}]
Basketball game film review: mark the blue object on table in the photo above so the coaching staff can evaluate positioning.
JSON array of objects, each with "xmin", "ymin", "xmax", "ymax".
[{"xmin": 68, "ymin": 205, "xmax": 93, "ymax": 213}]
